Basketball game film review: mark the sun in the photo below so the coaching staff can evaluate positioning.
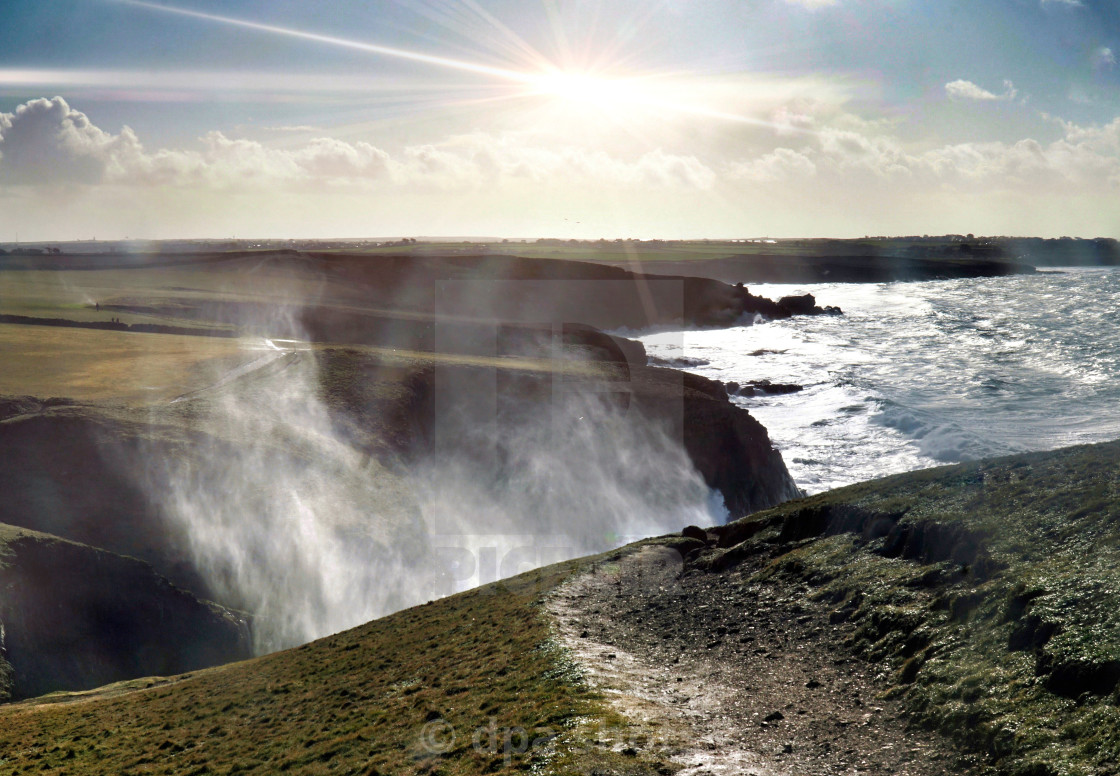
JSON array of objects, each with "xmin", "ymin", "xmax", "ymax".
[
  {"xmin": 521, "ymin": 67, "xmax": 762, "ymax": 131},
  {"xmin": 530, "ymin": 71, "xmax": 629, "ymax": 108}
]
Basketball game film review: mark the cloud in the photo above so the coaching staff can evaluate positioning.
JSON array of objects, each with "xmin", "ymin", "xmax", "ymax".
[
  {"xmin": 0, "ymin": 97, "xmax": 716, "ymax": 194},
  {"xmin": 0, "ymin": 96, "xmax": 144, "ymax": 184},
  {"xmin": 261, "ymin": 125, "xmax": 324, "ymax": 133},
  {"xmin": 2, "ymin": 96, "xmax": 1118, "ymax": 240},
  {"xmin": 727, "ymin": 115, "xmax": 1120, "ymax": 192},
  {"xmin": 1094, "ymin": 47, "xmax": 1116, "ymax": 69},
  {"xmin": 1040, "ymin": 0, "xmax": 1083, "ymax": 7},
  {"xmin": 946, "ymin": 80, "xmax": 999, "ymax": 101},
  {"xmin": 945, "ymin": 79, "xmax": 1018, "ymax": 102},
  {"xmin": 728, "ymin": 147, "xmax": 817, "ymax": 182}
]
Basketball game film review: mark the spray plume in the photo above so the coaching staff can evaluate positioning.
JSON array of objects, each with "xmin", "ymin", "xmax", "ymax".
[{"xmin": 149, "ymin": 312, "xmax": 723, "ymax": 652}]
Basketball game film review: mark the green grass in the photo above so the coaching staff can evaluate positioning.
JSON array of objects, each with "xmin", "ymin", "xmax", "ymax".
[
  {"xmin": 707, "ymin": 441, "xmax": 1120, "ymax": 776},
  {"xmin": 0, "ymin": 555, "xmax": 665, "ymax": 776}
]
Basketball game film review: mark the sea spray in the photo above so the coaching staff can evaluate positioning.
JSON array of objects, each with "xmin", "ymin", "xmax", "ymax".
[
  {"xmin": 413, "ymin": 374, "xmax": 726, "ymax": 595},
  {"xmin": 148, "ymin": 335, "xmax": 724, "ymax": 653},
  {"xmin": 152, "ymin": 343, "xmax": 432, "ymax": 653}
]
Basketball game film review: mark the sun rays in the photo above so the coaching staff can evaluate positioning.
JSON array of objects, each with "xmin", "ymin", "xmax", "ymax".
[{"xmin": 115, "ymin": 0, "xmax": 793, "ymax": 136}]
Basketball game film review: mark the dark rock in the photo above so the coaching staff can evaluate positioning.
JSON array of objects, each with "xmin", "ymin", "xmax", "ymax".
[
  {"xmin": 0, "ymin": 529, "xmax": 251, "ymax": 701},
  {"xmin": 629, "ymin": 366, "xmax": 801, "ymax": 517},
  {"xmin": 764, "ymin": 710, "xmax": 785, "ymax": 722},
  {"xmin": 749, "ymin": 380, "xmax": 803, "ymax": 396},
  {"xmin": 777, "ymin": 293, "xmax": 820, "ymax": 315},
  {"xmin": 648, "ymin": 355, "xmax": 710, "ymax": 369},
  {"xmin": 726, "ymin": 380, "xmax": 804, "ymax": 398},
  {"xmin": 681, "ymin": 525, "xmax": 709, "ymax": 543}
]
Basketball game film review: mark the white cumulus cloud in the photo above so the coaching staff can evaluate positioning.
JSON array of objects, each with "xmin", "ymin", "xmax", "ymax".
[
  {"xmin": 3, "ymin": 96, "xmax": 1118, "ymax": 240},
  {"xmin": 0, "ymin": 97, "xmax": 716, "ymax": 194},
  {"xmin": 727, "ymin": 115, "xmax": 1120, "ymax": 191},
  {"xmin": 0, "ymin": 96, "xmax": 143, "ymax": 184},
  {"xmin": 945, "ymin": 79, "xmax": 1018, "ymax": 102}
]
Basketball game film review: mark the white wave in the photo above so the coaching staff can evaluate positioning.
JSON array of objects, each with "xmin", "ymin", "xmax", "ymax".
[{"xmin": 641, "ymin": 267, "xmax": 1120, "ymax": 493}]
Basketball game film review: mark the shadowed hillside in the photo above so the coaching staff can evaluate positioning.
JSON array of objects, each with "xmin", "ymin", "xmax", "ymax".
[{"xmin": 0, "ymin": 524, "xmax": 250, "ymax": 702}]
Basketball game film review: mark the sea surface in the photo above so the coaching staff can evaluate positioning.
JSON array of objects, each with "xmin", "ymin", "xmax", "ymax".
[{"xmin": 639, "ymin": 267, "xmax": 1120, "ymax": 494}]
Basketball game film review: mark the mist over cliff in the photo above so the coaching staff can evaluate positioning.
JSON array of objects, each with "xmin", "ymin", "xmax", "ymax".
[{"xmin": 150, "ymin": 336, "xmax": 727, "ymax": 652}]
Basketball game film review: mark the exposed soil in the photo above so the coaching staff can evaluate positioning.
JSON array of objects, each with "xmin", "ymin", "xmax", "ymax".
[{"xmin": 549, "ymin": 545, "xmax": 983, "ymax": 776}]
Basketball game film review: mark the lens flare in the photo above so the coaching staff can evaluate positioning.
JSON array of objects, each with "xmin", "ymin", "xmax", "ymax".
[
  {"xmin": 120, "ymin": 0, "xmax": 536, "ymax": 84},
  {"xmin": 117, "ymin": 0, "xmax": 800, "ymax": 132}
]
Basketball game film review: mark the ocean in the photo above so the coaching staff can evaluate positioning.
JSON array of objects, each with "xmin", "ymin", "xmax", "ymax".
[{"xmin": 639, "ymin": 267, "xmax": 1120, "ymax": 495}]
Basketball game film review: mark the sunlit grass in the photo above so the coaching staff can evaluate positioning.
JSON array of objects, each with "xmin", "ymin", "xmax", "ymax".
[
  {"xmin": 0, "ymin": 325, "xmax": 253, "ymax": 404},
  {"xmin": 0, "ymin": 558, "xmax": 662, "ymax": 775}
]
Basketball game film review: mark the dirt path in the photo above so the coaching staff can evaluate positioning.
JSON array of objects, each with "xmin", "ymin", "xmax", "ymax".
[{"xmin": 548, "ymin": 545, "xmax": 980, "ymax": 776}]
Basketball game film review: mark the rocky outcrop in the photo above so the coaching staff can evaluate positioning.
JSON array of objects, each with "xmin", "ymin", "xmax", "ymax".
[
  {"xmin": 725, "ymin": 380, "xmax": 804, "ymax": 397},
  {"xmin": 776, "ymin": 293, "xmax": 842, "ymax": 316},
  {"xmin": 0, "ymin": 526, "xmax": 250, "ymax": 701},
  {"xmin": 626, "ymin": 366, "xmax": 802, "ymax": 517}
]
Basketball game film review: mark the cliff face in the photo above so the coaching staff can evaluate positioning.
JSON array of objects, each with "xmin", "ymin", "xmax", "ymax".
[
  {"xmin": 56, "ymin": 252, "xmax": 834, "ymax": 348},
  {"xmin": 0, "ymin": 527, "xmax": 251, "ymax": 701},
  {"xmin": 370, "ymin": 344, "xmax": 800, "ymax": 521},
  {"xmin": 628, "ymin": 367, "xmax": 802, "ymax": 517},
  {"xmin": 0, "ymin": 405, "xmax": 213, "ymax": 598}
]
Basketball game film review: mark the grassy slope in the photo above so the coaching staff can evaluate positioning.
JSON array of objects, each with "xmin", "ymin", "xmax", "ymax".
[
  {"xmin": 0, "ymin": 434, "xmax": 1117, "ymax": 774},
  {"xmin": 0, "ymin": 553, "xmax": 663, "ymax": 776},
  {"xmin": 697, "ymin": 440, "xmax": 1120, "ymax": 776}
]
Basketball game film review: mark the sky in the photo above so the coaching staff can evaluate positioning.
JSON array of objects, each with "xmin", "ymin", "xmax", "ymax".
[{"xmin": 0, "ymin": 0, "xmax": 1117, "ymax": 240}]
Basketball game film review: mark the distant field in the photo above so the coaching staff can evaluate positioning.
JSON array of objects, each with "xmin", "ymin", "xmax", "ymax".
[
  {"xmin": 320, "ymin": 238, "xmax": 841, "ymax": 266},
  {"xmin": 0, "ymin": 261, "xmax": 323, "ymax": 326},
  {"xmin": 0, "ymin": 324, "xmax": 257, "ymax": 404}
]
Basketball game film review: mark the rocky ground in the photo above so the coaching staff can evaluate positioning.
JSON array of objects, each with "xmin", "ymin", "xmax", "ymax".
[{"xmin": 549, "ymin": 545, "xmax": 982, "ymax": 776}]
